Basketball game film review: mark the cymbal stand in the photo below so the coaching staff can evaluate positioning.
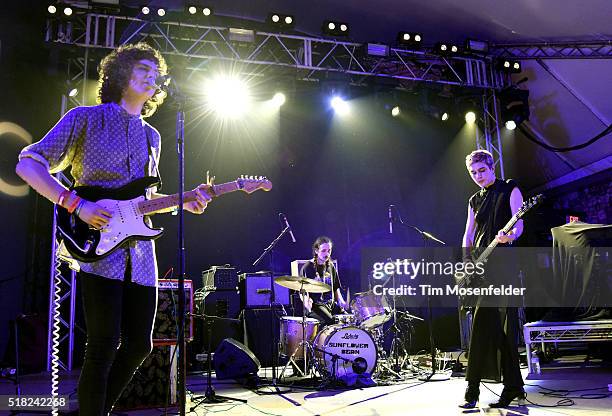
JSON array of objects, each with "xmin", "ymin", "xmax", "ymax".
[{"xmin": 279, "ymin": 285, "xmax": 315, "ymax": 379}]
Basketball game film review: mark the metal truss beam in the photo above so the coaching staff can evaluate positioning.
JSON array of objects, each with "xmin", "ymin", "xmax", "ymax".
[
  {"xmin": 493, "ymin": 41, "xmax": 612, "ymax": 59},
  {"xmin": 45, "ymin": 13, "xmax": 502, "ymax": 89},
  {"xmin": 476, "ymin": 89, "xmax": 505, "ymax": 177}
]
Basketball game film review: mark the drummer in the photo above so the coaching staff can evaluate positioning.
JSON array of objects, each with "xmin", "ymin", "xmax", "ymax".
[{"xmin": 299, "ymin": 236, "xmax": 349, "ymax": 325}]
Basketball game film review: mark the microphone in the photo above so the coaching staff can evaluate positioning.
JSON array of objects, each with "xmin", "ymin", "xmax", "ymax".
[
  {"xmin": 280, "ymin": 213, "xmax": 297, "ymax": 243},
  {"xmin": 154, "ymin": 74, "xmax": 171, "ymax": 89},
  {"xmin": 388, "ymin": 205, "xmax": 394, "ymax": 234}
]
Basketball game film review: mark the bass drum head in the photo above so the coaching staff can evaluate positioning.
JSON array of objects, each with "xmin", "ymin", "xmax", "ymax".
[{"xmin": 313, "ymin": 325, "xmax": 377, "ymax": 378}]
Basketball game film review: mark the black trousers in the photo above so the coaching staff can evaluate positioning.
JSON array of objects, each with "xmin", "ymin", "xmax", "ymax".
[{"xmin": 78, "ymin": 272, "xmax": 157, "ymax": 415}]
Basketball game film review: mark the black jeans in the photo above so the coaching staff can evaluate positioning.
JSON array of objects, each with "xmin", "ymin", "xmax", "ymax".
[{"xmin": 78, "ymin": 272, "xmax": 157, "ymax": 415}]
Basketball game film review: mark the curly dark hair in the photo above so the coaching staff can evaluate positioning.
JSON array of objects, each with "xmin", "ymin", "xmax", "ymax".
[{"xmin": 97, "ymin": 43, "xmax": 168, "ymax": 117}]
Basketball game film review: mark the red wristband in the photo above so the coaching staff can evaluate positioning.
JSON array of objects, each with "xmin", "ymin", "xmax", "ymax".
[
  {"xmin": 57, "ymin": 190, "xmax": 72, "ymax": 207},
  {"xmin": 66, "ymin": 196, "xmax": 82, "ymax": 214}
]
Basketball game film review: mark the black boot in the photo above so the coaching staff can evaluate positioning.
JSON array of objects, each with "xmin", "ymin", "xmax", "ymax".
[
  {"xmin": 458, "ymin": 381, "xmax": 479, "ymax": 409},
  {"xmin": 489, "ymin": 386, "xmax": 526, "ymax": 408}
]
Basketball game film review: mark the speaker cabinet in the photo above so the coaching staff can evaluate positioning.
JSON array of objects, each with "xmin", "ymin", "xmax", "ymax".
[
  {"xmin": 153, "ymin": 279, "xmax": 193, "ymax": 343},
  {"xmin": 213, "ymin": 338, "xmax": 260, "ymax": 380}
]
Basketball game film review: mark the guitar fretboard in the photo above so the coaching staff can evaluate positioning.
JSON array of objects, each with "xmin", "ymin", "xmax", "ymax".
[{"xmin": 138, "ymin": 181, "xmax": 241, "ymax": 215}]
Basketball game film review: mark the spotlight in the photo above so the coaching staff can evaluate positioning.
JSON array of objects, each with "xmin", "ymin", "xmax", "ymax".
[
  {"xmin": 498, "ymin": 59, "xmax": 522, "ymax": 73},
  {"xmin": 205, "ymin": 75, "xmax": 252, "ymax": 119},
  {"xmin": 68, "ymin": 87, "xmax": 78, "ymax": 97},
  {"xmin": 397, "ymin": 32, "xmax": 423, "ymax": 48},
  {"xmin": 185, "ymin": 5, "xmax": 213, "ymax": 17},
  {"xmin": 391, "ymin": 106, "xmax": 400, "ymax": 117},
  {"xmin": 47, "ymin": 4, "xmax": 57, "ymax": 14},
  {"xmin": 331, "ymin": 96, "xmax": 349, "ymax": 115},
  {"xmin": 267, "ymin": 12, "xmax": 295, "ymax": 29},
  {"xmin": 323, "ymin": 20, "xmax": 350, "ymax": 37},
  {"xmin": 465, "ymin": 111, "xmax": 476, "ymax": 124},
  {"xmin": 271, "ymin": 92, "xmax": 286, "ymax": 107},
  {"xmin": 141, "ymin": 6, "xmax": 150, "ymax": 15},
  {"xmin": 436, "ymin": 42, "xmax": 459, "ymax": 55},
  {"xmin": 441, "ymin": 112, "xmax": 449, "ymax": 121},
  {"xmin": 63, "ymin": 6, "xmax": 73, "ymax": 16},
  {"xmin": 157, "ymin": 7, "xmax": 166, "ymax": 17},
  {"xmin": 499, "ymin": 87, "xmax": 530, "ymax": 128},
  {"xmin": 505, "ymin": 120, "xmax": 517, "ymax": 130}
]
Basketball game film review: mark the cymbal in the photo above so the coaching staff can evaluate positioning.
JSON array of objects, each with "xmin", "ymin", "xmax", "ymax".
[{"xmin": 274, "ymin": 275, "xmax": 331, "ymax": 293}]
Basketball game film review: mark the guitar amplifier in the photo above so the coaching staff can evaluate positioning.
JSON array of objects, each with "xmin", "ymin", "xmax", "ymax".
[
  {"xmin": 202, "ymin": 266, "xmax": 238, "ymax": 290},
  {"xmin": 153, "ymin": 279, "xmax": 194, "ymax": 343},
  {"xmin": 239, "ymin": 271, "xmax": 290, "ymax": 308}
]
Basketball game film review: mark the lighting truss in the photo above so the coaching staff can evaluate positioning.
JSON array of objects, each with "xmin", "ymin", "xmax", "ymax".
[
  {"xmin": 44, "ymin": 12, "xmax": 504, "ymax": 89},
  {"xmin": 493, "ymin": 41, "xmax": 612, "ymax": 59},
  {"xmin": 476, "ymin": 89, "xmax": 505, "ymax": 178}
]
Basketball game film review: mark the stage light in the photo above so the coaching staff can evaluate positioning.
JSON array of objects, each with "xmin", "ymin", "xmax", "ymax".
[
  {"xmin": 141, "ymin": 6, "xmax": 150, "ymax": 15},
  {"xmin": 323, "ymin": 20, "xmax": 349, "ymax": 37},
  {"xmin": 157, "ymin": 8, "xmax": 166, "ymax": 17},
  {"xmin": 465, "ymin": 111, "xmax": 476, "ymax": 124},
  {"xmin": 365, "ymin": 43, "xmax": 390, "ymax": 57},
  {"xmin": 229, "ymin": 28, "xmax": 255, "ymax": 43},
  {"xmin": 441, "ymin": 112, "xmax": 449, "ymax": 121},
  {"xmin": 47, "ymin": 5, "xmax": 57, "ymax": 14},
  {"xmin": 188, "ymin": 6, "xmax": 197, "ymax": 15},
  {"xmin": 267, "ymin": 12, "xmax": 295, "ymax": 29},
  {"xmin": 498, "ymin": 59, "xmax": 522, "ymax": 73},
  {"xmin": 499, "ymin": 87, "xmax": 530, "ymax": 128},
  {"xmin": 205, "ymin": 75, "xmax": 252, "ymax": 119},
  {"xmin": 505, "ymin": 120, "xmax": 516, "ymax": 130},
  {"xmin": 68, "ymin": 88, "xmax": 78, "ymax": 97},
  {"xmin": 465, "ymin": 39, "xmax": 489, "ymax": 54},
  {"xmin": 436, "ymin": 42, "xmax": 459, "ymax": 55},
  {"xmin": 203, "ymin": 7, "xmax": 212, "ymax": 16},
  {"xmin": 271, "ymin": 92, "xmax": 286, "ymax": 107},
  {"xmin": 391, "ymin": 106, "xmax": 400, "ymax": 117},
  {"xmin": 63, "ymin": 6, "xmax": 73, "ymax": 16},
  {"xmin": 331, "ymin": 96, "xmax": 349, "ymax": 115}
]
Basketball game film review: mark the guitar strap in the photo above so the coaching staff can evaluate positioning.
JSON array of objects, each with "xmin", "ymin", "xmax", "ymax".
[{"xmin": 144, "ymin": 123, "xmax": 163, "ymax": 192}]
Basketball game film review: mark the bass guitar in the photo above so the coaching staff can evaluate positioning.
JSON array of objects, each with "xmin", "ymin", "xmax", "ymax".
[
  {"xmin": 56, "ymin": 175, "xmax": 272, "ymax": 262},
  {"xmin": 456, "ymin": 194, "xmax": 543, "ymax": 290}
]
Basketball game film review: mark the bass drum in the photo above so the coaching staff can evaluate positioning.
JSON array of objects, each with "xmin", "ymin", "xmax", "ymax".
[{"xmin": 313, "ymin": 325, "xmax": 377, "ymax": 378}]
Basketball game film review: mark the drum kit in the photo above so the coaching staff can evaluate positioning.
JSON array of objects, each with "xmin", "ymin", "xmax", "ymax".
[{"xmin": 273, "ymin": 275, "xmax": 422, "ymax": 385}]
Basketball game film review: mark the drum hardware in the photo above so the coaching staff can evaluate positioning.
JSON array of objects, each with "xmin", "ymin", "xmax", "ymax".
[
  {"xmin": 310, "ymin": 344, "xmax": 368, "ymax": 388},
  {"xmin": 274, "ymin": 278, "xmax": 331, "ymax": 379}
]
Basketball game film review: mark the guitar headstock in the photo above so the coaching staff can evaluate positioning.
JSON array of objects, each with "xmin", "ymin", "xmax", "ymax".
[
  {"xmin": 237, "ymin": 175, "xmax": 273, "ymax": 193},
  {"xmin": 517, "ymin": 194, "xmax": 544, "ymax": 218}
]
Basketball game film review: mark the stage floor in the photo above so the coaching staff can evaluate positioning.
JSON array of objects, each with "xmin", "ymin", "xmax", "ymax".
[{"xmin": 1, "ymin": 361, "xmax": 611, "ymax": 415}]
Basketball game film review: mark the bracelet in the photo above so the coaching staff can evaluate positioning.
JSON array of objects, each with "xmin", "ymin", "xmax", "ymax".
[
  {"xmin": 74, "ymin": 199, "xmax": 86, "ymax": 217},
  {"xmin": 57, "ymin": 190, "xmax": 72, "ymax": 207},
  {"xmin": 66, "ymin": 196, "xmax": 82, "ymax": 214}
]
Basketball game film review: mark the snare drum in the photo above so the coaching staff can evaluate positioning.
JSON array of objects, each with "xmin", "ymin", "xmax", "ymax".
[
  {"xmin": 279, "ymin": 316, "xmax": 319, "ymax": 357},
  {"xmin": 313, "ymin": 324, "xmax": 377, "ymax": 378},
  {"xmin": 333, "ymin": 314, "xmax": 356, "ymax": 325},
  {"xmin": 350, "ymin": 291, "xmax": 391, "ymax": 329}
]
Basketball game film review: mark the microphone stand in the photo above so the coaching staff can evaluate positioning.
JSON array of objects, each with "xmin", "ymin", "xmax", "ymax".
[
  {"xmin": 188, "ymin": 313, "xmax": 247, "ymax": 407},
  {"xmin": 391, "ymin": 209, "xmax": 447, "ymax": 381},
  {"xmin": 163, "ymin": 78, "xmax": 190, "ymax": 415},
  {"xmin": 251, "ymin": 223, "xmax": 292, "ymax": 394}
]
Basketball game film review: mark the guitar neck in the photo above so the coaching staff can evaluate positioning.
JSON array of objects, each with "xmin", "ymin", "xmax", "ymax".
[
  {"xmin": 475, "ymin": 212, "xmax": 520, "ymax": 263},
  {"xmin": 138, "ymin": 181, "xmax": 241, "ymax": 215}
]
